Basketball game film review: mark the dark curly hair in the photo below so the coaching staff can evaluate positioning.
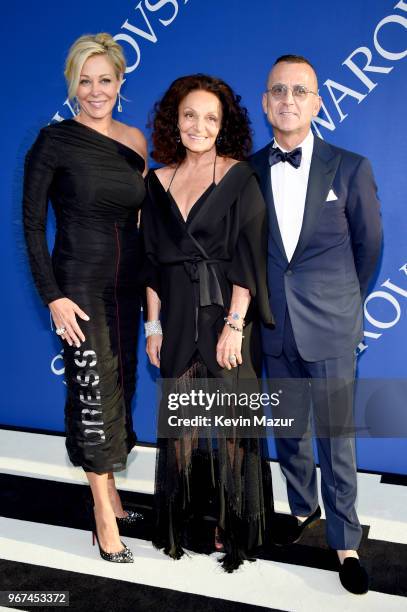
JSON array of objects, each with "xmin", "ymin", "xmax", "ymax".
[{"xmin": 150, "ymin": 74, "xmax": 252, "ymax": 164}]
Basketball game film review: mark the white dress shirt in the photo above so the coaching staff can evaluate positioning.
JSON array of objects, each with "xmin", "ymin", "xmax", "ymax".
[{"xmin": 270, "ymin": 130, "xmax": 314, "ymax": 261}]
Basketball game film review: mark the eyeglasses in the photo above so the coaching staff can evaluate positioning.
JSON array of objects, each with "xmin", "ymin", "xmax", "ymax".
[{"xmin": 265, "ymin": 84, "xmax": 319, "ymax": 100}]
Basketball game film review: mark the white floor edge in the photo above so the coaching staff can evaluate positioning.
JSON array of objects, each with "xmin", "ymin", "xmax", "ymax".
[
  {"xmin": 0, "ymin": 430, "xmax": 406, "ymax": 544},
  {"xmin": 0, "ymin": 517, "xmax": 406, "ymax": 612}
]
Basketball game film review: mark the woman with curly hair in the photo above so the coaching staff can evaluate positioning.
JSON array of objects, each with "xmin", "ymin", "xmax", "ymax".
[{"xmin": 141, "ymin": 74, "xmax": 275, "ymax": 571}]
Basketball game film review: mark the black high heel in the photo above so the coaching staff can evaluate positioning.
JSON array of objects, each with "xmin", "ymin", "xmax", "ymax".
[
  {"xmin": 90, "ymin": 509, "xmax": 134, "ymax": 563},
  {"xmin": 116, "ymin": 509, "xmax": 144, "ymax": 526}
]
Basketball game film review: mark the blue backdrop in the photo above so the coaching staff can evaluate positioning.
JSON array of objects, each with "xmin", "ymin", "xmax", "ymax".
[{"xmin": 1, "ymin": 0, "xmax": 406, "ymax": 473}]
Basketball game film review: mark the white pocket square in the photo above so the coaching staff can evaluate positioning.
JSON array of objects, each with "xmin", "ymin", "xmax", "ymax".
[{"xmin": 326, "ymin": 189, "xmax": 338, "ymax": 202}]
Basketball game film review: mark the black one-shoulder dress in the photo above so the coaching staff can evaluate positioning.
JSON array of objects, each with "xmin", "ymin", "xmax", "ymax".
[{"xmin": 23, "ymin": 119, "xmax": 146, "ymax": 474}]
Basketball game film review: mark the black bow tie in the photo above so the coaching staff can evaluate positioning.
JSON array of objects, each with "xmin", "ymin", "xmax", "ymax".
[{"xmin": 269, "ymin": 146, "xmax": 302, "ymax": 169}]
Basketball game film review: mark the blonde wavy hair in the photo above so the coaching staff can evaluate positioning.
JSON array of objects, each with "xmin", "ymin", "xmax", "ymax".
[{"xmin": 64, "ymin": 32, "xmax": 126, "ymax": 101}]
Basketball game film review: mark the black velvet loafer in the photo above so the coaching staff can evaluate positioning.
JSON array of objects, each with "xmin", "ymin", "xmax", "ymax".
[
  {"xmin": 272, "ymin": 505, "xmax": 322, "ymax": 546},
  {"xmin": 339, "ymin": 557, "xmax": 369, "ymax": 594}
]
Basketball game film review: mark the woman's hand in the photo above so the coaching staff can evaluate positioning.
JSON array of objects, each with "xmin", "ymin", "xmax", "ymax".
[
  {"xmin": 49, "ymin": 297, "xmax": 89, "ymax": 347},
  {"xmin": 216, "ymin": 325, "xmax": 243, "ymax": 370},
  {"xmin": 146, "ymin": 334, "xmax": 162, "ymax": 368}
]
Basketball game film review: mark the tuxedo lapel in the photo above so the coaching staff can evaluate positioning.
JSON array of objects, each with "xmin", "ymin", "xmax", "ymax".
[
  {"xmin": 255, "ymin": 145, "xmax": 288, "ymax": 262},
  {"xmin": 290, "ymin": 137, "xmax": 341, "ymax": 266}
]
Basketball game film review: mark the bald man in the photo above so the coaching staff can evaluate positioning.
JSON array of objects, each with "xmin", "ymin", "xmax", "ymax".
[{"xmin": 251, "ymin": 55, "xmax": 382, "ymax": 595}]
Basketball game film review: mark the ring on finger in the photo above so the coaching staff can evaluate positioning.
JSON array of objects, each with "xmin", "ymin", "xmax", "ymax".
[
  {"xmin": 55, "ymin": 326, "xmax": 66, "ymax": 336},
  {"xmin": 228, "ymin": 354, "xmax": 237, "ymax": 364}
]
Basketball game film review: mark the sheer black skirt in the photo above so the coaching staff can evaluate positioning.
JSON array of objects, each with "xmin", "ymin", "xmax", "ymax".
[{"xmin": 152, "ymin": 357, "xmax": 274, "ymax": 572}]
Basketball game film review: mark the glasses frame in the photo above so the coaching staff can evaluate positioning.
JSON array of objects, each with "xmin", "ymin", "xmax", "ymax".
[{"xmin": 265, "ymin": 84, "xmax": 319, "ymax": 100}]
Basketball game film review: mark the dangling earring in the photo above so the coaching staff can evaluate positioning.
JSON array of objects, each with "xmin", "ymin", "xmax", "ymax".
[
  {"xmin": 74, "ymin": 98, "xmax": 80, "ymax": 115},
  {"xmin": 117, "ymin": 91, "xmax": 123, "ymax": 113},
  {"xmin": 216, "ymin": 134, "xmax": 223, "ymax": 147}
]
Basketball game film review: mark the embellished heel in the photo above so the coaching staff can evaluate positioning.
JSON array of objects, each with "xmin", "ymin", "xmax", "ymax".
[
  {"xmin": 116, "ymin": 509, "xmax": 144, "ymax": 526},
  {"xmin": 90, "ymin": 509, "xmax": 134, "ymax": 563}
]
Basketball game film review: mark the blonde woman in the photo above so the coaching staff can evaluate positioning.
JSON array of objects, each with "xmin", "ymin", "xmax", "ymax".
[{"xmin": 23, "ymin": 33, "xmax": 147, "ymax": 563}]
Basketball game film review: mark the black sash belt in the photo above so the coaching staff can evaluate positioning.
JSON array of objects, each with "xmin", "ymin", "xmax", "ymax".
[{"xmin": 183, "ymin": 258, "xmax": 225, "ymax": 341}]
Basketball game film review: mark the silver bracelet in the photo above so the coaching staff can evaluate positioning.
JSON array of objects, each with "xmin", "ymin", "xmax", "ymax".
[
  {"xmin": 144, "ymin": 320, "xmax": 163, "ymax": 337},
  {"xmin": 223, "ymin": 317, "xmax": 245, "ymax": 335}
]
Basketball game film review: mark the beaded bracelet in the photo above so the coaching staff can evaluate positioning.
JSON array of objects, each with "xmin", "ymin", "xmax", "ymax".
[
  {"xmin": 144, "ymin": 320, "xmax": 163, "ymax": 337},
  {"xmin": 223, "ymin": 316, "xmax": 244, "ymax": 333}
]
